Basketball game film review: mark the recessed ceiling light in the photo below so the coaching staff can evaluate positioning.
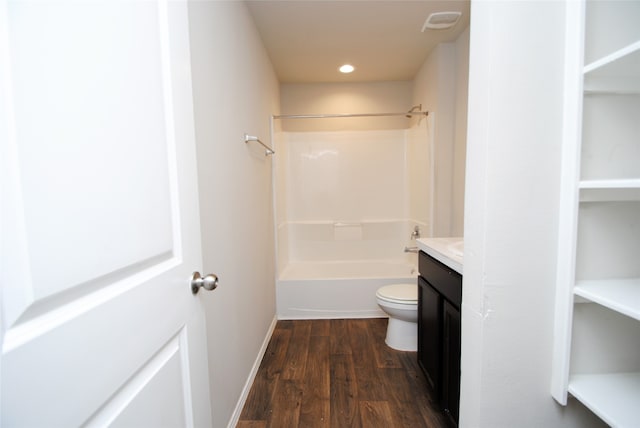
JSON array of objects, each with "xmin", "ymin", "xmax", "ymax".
[{"xmin": 339, "ymin": 64, "xmax": 355, "ymax": 74}]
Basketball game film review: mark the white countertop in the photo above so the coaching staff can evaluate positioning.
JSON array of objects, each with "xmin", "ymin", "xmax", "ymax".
[{"xmin": 417, "ymin": 237, "xmax": 463, "ymax": 274}]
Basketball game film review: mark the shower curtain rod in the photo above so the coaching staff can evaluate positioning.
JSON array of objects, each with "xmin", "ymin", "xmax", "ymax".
[{"xmin": 273, "ymin": 111, "xmax": 428, "ymax": 119}]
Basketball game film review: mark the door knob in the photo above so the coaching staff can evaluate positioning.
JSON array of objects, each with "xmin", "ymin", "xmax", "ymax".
[{"xmin": 190, "ymin": 271, "xmax": 219, "ymax": 294}]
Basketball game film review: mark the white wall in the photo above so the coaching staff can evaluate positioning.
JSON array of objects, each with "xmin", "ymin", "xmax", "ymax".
[
  {"xmin": 412, "ymin": 36, "xmax": 468, "ymax": 237},
  {"xmin": 461, "ymin": 2, "xmax": 605, "ymax": 427},
  {"xmin": 187, "ymin": 2, "xmax": 279, "ymax": 427},
  {"xmin": 280, "ymin": 81, "xmax": 412, "ymax": 131},
  {"xmin": 452, "ymin": 28, "xmax": 470, "ymax": 237}
]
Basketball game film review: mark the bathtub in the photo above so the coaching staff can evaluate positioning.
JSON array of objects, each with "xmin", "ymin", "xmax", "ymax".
[{"xmin": 276, "ymin": 259, "xmax": 417, "ymax": 319}]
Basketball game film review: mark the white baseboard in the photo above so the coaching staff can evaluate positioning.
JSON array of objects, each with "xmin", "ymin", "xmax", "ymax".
[
  {"xmin": 278, "ymin": 309, "xmax": 387, "ymax": 320},
  {"xmin": 226, "ymin": 315, "xmax": 278, "ymax": 428}
]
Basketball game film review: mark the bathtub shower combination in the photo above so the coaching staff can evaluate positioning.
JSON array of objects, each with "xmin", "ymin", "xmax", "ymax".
[{"xmin": 273, "ymin": 110, "xmax": 433, "ymax": 319}]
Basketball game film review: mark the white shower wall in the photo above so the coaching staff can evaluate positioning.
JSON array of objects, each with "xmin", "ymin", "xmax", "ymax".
[
  {"xmin": 274, "ymin": 123, "xmax": 432, "ymax": 275},
  {"xmin": 286, "ymin": 129, "xmax": 406, "ymax": 220}
]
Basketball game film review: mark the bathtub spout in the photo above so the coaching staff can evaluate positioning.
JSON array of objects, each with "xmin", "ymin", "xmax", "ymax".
[{"xmin": 404, "ymin": 246, "xmax": 419, "ymax": 253}]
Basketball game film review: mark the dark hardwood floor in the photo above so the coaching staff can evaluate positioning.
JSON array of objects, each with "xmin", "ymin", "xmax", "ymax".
[{"xmin": 237, "ymin": 318, "xmax": 448, "ymax": 428}]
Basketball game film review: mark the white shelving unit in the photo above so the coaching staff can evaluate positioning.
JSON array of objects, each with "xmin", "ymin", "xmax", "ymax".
[{"xmin": 552, "ymin": 1, "xmax": 640, "ymax": 426}]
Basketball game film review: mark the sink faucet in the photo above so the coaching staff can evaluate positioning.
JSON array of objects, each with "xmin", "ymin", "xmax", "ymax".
[
  {"xmin": 410, "ymin": 225, "xmax": 421, "ymax": 240},
  {"xmin": 404, "ymin": 246, "xmax": 419, "ymax": 253}
]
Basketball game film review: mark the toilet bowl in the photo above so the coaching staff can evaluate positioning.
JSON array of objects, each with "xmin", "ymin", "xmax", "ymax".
[{"xmin": 376, "ymin": 283, "xmax": 418, "ymax": 351}]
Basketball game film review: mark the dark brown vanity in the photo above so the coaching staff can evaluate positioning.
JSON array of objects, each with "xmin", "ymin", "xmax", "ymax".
[{"xmin": 418, "ymin": 249, "xmax": 462, "ymax": 427}]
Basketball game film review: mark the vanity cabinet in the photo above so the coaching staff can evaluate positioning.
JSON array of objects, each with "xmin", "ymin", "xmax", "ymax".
[
  {"xmin": 551, "ymin": 1, "xmax": 640, "ymax": 426},
  {"xmin": 418, "ymin": 250, "xmax": 462, "ymax": 427}
]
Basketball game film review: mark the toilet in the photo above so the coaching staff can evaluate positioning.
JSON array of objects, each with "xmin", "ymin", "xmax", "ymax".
[{"xmin": 376, "ymin": 283, "xmax": 418, "ymax": 351}]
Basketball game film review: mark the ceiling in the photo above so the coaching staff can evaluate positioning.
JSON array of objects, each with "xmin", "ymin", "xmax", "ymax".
[{"xmin": 245, "ymin": 0, "xmax": 470, "ymax": 83}]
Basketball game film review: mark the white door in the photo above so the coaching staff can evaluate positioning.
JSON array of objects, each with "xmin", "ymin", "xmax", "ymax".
[{"xmin": 0, "ymin": 1, "xmax": 213, "ymax": 426}]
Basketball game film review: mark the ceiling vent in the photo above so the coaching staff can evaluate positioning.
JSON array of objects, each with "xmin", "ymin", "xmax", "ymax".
[{"xmin": 421, "ymin": 12, "xmax": 462, "ymax": 31}]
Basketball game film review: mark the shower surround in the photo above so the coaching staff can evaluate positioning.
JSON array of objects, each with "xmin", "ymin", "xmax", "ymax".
[{"xmin": 274, "ymin": 121, "xmax": 432, "ymax": 319}]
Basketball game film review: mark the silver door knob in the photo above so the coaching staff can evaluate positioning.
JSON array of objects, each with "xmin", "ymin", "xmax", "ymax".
[{"xmin": 190, "ymin": 271, "xmax": 219, "ymax": 294}]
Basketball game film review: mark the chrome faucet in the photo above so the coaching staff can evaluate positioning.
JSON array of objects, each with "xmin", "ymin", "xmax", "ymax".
[
  {"xmin": 404, "ymin": 246, "xmax": 419, "ymax": 253},
  {"xmin": 410, "ymin": 225, "xmax": 421, "ymax": 240}
]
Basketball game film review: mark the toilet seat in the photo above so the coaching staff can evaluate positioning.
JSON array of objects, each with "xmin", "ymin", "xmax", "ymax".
[{"xmin": 376, "ymin": 283, "xmax": 417, "ymax": 305}]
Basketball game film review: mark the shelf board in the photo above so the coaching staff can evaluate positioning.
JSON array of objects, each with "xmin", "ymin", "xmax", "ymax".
[
  {"xmin": 574, "ymin": 278, "xmax": 640, "ymax": 321},
  {"xmin": 569, "ymin": 373, "xmax": 640, "ymax": 428},
  {"xmin": 580, "ymin": 179, "xmax": 640, "ymax": 189},
  {"xmin": 584, "ymin": 40, "xmax": 640, "ymax": 94},
  {"xmin": 579, "ymin": 180, "xmax": 640, "ymax": 202},
  {"xmin": 584, "ymin": 40, "xmax": 640, "ymax": 75},
  {"xmin": 583, "ymin": 77, "xmax": 640, "ymax": 95}
]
